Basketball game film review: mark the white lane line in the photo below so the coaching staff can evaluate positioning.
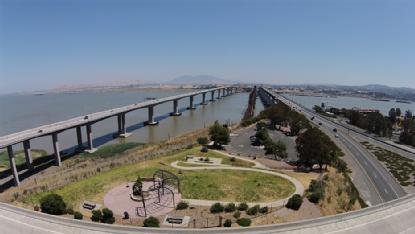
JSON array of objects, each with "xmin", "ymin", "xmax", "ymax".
[{"xmin": 0, "ymin": 214, "xmax": 63, "ymax": 234}]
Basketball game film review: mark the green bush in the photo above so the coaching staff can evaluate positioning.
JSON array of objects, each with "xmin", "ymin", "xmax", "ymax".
[
  {"xmin": 101, "ymin": 208, "xmax": 115, "ymax": 224},
  {"xmin": 40, "ymin": 194, "xmax": 67, "ymax": 215},
  {"xmin": 143, "ymin": 216, "xmax": 160, "ymax": 227},
  {"xmin": 91, "ymin": 210, "xmax": 102, "ymax": 222},
  {"xmin": 223, "ymin": 219, "xmax": 232, "ymax": 227},
  {"xmin": 197, "ymin": 137, "xmax": 209, "ymax": 145},
  {"xmin": 176, "ymin": 201, "xmax": 189, "ymax": 210},
  {"xmin": 230, "ymin": 157, "xmax": 236, "ymax": 162},
  {"xmin": 224, "ymin": 203, "xmax": 236, "ymax": 212},
  {"xmin": 259, "ymin": 206, "xmax": 268, "ymax": 214},
  {"xmin": 210, "ymin": 202, "xmax": 224, "ymax": 213},
  {"xmin": 307, "ymin": 180, "xmax": 324, "ymax": 204},
  {"xmin": 233, "ymin": 211, "xmax": 241, "ymax": 219},
  {"xmin": 286, "ymin": 194, "xmax": 303, "ymax": 210},
  {"xmin": 246, "ymin": 205, "xmax": 260, "ymax": 216},
  {"xmin": 74, "ymin": 211, "xmax": 83, "ymax": 220},
  {"xmin": 238, "ymin": 202, "xmax": 249, "ymax": 211},
  {"xmin": 66, "ymin": 208, "xmax": 74, "ymax": 215},
  {"xmin": 237, "ymin": 218, "xmax": 251, "ymax": 227}
]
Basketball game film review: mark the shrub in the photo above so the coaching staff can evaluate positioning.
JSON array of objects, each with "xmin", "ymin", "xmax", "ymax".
[
  {"xmin": 200, "ymin": 146, "xmax": 208, "ymax": 153},
  {"xmin": 34, "ymin": 205, "xmax": 40, "ymax": 211},
  {"xmin": 237, "ymin": 218, "xmax": 251, "ymax": 227},
  {"xmin": 286, "ymin": 194, "xmax": 303, "ymax": 210},
  {"xmin": 307, "ymin": 180, "xmax": 324, "ymax": 204},
  {"xmin": 143, "ymin": 216, "xmax": 160, "ymax": 227},
  {"xmin": 210, "ymin": 203, "xmax": 224, "ymax": 213},
  {"xmin": 238, "ymin": 202, "xmax": 249, "ymax": 211},
  {"xmin": 66, "ymin": 208, "xmax": 74, "ymax": 215},
  {"xmin": 224, "ymin": 203, "xmax": 236, "ymax": 212},
  {"xmin": 91, "ymin": 210, "xmax": 102, "ymax": 222},
  {"xmin": 246, "ymin": 205, "xmax": 260, "ymax": 216},
  {"xmin": 197, "ymin": 137, "xmax": 208, "ymax": 145},
  {"xmin": 223, "ymin": 219, "xmax": 232, "ymax": 227},
  {"xmin": 74, "ymin": 211, "xmax": 83, "ymax": 220},
  {"xmin": 233, "ymin": 211, "xmax": 241, "ymax": 219},
  {"xmin": 230, "ymin": 157, "xmax": 236, "ymax": 162},
  {"xmin": 259, "ymin": 206, "xmax": 268, "ymax": 214},
  {"xmin": 40, "ymin": 194, "xmax": 66, "ymax": 215},
  {"xmin": 101, "ymin": 208, "xmax": 115, "ymax": 224},
  {"xmin": 176, "ymin": 201, "xmax": 189, "ymax": 210}
]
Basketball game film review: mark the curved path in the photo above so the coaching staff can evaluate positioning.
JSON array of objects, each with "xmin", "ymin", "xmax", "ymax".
[{"xmin": 170, "ymin": 157, "xmax": 304, "ymax": 207}]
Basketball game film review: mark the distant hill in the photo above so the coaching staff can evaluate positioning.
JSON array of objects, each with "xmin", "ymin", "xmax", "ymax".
[{"xmin": 166, "ymin": 75, "xmax": 236, "ymax": 85}]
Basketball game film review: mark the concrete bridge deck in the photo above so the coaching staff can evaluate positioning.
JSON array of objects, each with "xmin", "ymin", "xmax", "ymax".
[{"xmin": 1, "ymin": 193, "xmax": 414, "ymax": 233}]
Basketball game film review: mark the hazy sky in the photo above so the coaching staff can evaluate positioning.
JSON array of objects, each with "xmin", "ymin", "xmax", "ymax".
[{"xmin": 1, "ymin": 0, "xmax": 414, "ymax": 93}]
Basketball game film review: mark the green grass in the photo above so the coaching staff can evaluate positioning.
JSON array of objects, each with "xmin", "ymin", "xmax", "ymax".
[
  {"xmin": 0, "ymin": 149, "xmax": 47, "ymax": 168},
  {"xmin": 180, "ymin": 150, "xmax": 255, "ymax": 168},
  {"xmin": 24, "ymin": 147, "xmax": 294, "ymax": 208},
  {"xmin": 176, "ymin": 162, "xmax": 216, "ymax": 167}
]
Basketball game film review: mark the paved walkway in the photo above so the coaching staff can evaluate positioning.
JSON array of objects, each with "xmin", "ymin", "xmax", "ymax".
[{"xmin": 170, "ymin": 154, "xmax": 304, "ymax": 207}]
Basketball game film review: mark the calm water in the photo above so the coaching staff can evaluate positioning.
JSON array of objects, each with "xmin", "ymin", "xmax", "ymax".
[
  {"xmin": 0, "ymin": 89, "xmax": 263, "ymax": 153},
  {"xmin": 284, "ymin": 94, "xmax": 415, "ymax": 116}
]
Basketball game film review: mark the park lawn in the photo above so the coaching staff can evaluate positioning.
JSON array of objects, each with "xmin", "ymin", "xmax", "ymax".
[
  {"xmin": 24, "ymin": 147, "xmax": 294, "ymax": 209},
  {"xmin": 176, "ymin": 162, "xmax": 216, "ymax": 167},
  {"xmin": 0, "ymin": 149, "xmax": 47, "ymax": 169},
  {"xmin": 179, "ymin": 148, "xmax": 255, "ymax": 168},
  {"xmin": 179, "ymin": 169, "xmax": 295, "ymax": 202}
]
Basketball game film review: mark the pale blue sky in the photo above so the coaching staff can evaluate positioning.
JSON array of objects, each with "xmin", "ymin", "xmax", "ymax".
[{"xmin": 1, "ymin": 0, "xmax": 414, "ymax": 93}]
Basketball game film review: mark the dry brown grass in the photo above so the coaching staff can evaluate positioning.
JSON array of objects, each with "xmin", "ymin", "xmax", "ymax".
[{"xmin": 318, "ymin": 168, "xmax": 362, "ymax": 216}]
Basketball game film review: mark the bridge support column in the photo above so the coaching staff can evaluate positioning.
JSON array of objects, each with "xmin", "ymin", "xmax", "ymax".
[
  {"xmin": 7, "ymin": 145, "xmax": 20, "ymax": 186},
  {"xmin": 147, "ymin": 105, "xmax": 158, "ymax": 125},
  {"xmin": 170, "ymin": 99, "xmax": 181, "ymax": 116},
  {"xmin": 76, "ymin": 126, "xmax": 83, "ymax": 151},
  {"xmin": 217, "ymin": 89, "xmax": 221, "ymax": 99},
  {"xmin": 52, "ymin": 133, "xmax": 62, "ymax": 166},
  {"xmin": 118, "ymin": 113, "xmax": 131, "ymax": 138},
  {"xmin": 23, "ymin": 140, "xmax": 34, "ymax": 170},
  {"xmin": 200, "ymin": 93, "xmax": 207, "ymax": 105},
  {"xmin": 188, "ymin": 96, "xmax": 196, "ymax": 110},
  {"xmin": 222, "ymin": 88, "xmax": 226, "ymax": 97},
  {"xmin": 210, "ymin": 91, "xmax": 215, "ymax": 102},
  {"xmin": 85, "ymin": 124, "xmax": 97, "ymax": 153}
]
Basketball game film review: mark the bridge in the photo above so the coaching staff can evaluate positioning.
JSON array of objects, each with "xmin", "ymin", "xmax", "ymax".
[
  {"xmin": 0, "ymin": 86, "xmax": 237, "ymax": 186},
  {"xmin": 0, "ymin": 193, "xmax": 414, "ymax": 233}
]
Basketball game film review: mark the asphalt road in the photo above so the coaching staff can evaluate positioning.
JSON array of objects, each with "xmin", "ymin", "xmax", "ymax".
[{"xmin": 270, "ymin": 90, "xmax": 406, "ymax": 203}]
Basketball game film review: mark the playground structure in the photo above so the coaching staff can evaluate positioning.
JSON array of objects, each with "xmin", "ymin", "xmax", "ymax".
[
  {"xmin": 133, "ymin": 170, "xmax": 181, "ymax": 217},
  {"xmin": 103, "ymin": 170, "xmax": 181, "ymax": 218}
]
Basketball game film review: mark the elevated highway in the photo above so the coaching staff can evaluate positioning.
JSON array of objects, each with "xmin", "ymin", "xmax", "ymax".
[
  {"xmin": 0, "ymin": 87, "xmax": 237, "ymax": 186},
  {"xmin": 1, "ymin": 194, "xmax": 415, "ymax": 233},
  {"xmin": 258, "ymin": 87, "xmax": 406, "ymax": 204}
]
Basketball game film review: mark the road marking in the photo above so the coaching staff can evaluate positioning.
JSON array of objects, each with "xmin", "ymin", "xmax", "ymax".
[{"xmin": 384, "ymin": 188, "xmax": 389, "ymax": 194}]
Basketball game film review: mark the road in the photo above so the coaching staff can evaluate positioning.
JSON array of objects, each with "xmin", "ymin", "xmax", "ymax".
[
  {"xmin": 1, "ymin": 194, "xmax": 415, "ymax": 234},
  {"xmin": 263, "ymin": 88, "xmax": 406, "ymax": 204}
]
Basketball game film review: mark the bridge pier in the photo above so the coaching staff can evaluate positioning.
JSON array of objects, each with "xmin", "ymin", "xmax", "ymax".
[
  {"xmin": 52, "ymin": 133, "xmax": 62, "ymax": 166},
  {"xmin": 7, "ymin": 145, "xmax": 20, "ymax": 186},
  {"xmin": 222, "ymin": 88, "xmax": 226, "ymax": 97},
  {"xmin": 118, "ymin": 113, "xmax": 131, "ymax": 138},
  {"xmin": 147, "ymin": 105, "xmax": 158, "ymax": 125},
  {"xmin": 188, "ymin": 96, "xmax": 196, "ymax": 110},
  {"xmin": 210, "ymin": 91, "xmax": 215, "ymax": 102},
  {"xmin": 23, "ymin": 140, "xmax": 34, "ymax": 170},
  {"xmin": 76, "ymin": 126, "xmax": 83, "ymax": 151},
  {"xmin": 217, "ymin": 89, "xmax": 221, "ymax": 99},
  {"xmin": 200, "ymin": 93, "xmax": 207, "ymax": 105},
  {"xmin": 170, "ymin": 99, "xmax": 181, "ymax": 116},
  {"xmin": 85, "ymin": 124, "xmax": 97, "ymax": 153}
]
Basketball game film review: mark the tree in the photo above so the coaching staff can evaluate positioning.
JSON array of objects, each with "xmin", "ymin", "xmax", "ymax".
[
  {"xmin": 405, "ymin": 110, "xmax": 413, "ymax": 120},
  {"xmin": 264, "ymin": 140, "xmax": 287, "ymax": 160},
  {"xmin": 209, "ymin": 121, "xmax": 230, "ymax": 147},
  {"xmin": 197, "ymin": 137, "xmax": 208, "ymax": 145},
  {"xmin": 389, "ymin": 108, "xmax": 397, "ymax": 123},
  {"xmin": 91, "ymin": 210, "xmax": 102, "ymax": 222},
  {"xmin": 40, "ymin": 194, "xmax": 67, "ymax": 215},
  {"xmin": 74, "ymin": 211, "xmax": 83, "ymax": 220},
  {"xmin": 286, "ymin": 194, "xmax": 303, "ymax": 210},
  {"xmin": 254, "ymin": 128, "xmax": 270, "ymax": 146},
  {"xmin": 396, "ymin": 108, "xmax": 402, "ymax": 117},
  {"xmin": 296, "ymin": 127, "xmax": 337, "ymax": 171}
]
